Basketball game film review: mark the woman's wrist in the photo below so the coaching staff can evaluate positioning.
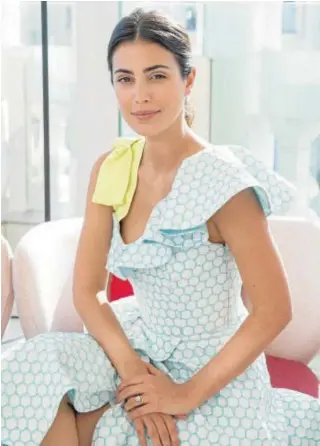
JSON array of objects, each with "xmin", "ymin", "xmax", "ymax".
[
  {"xmin": 118, "ymin": 357, "xmax": 148, "ymax": 380},
  {"xmin": 185, "ymin": 375, "xmax": 207, "ymax": 409}
]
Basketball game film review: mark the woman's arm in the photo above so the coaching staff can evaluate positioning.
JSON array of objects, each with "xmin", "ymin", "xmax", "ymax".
[
  {"xmin": 75, "ymin": 154, "xmax": 182, "ymax": 445},
  {"xmin": 73, "ymin": 154, "xmax": 142, "ymax": 379},
  {"xmin": 187, "ymin": 188, "xmax": 293, "ymax": 408}
]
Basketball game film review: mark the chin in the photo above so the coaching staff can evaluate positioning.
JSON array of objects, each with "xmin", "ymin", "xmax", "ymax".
[{"xmin": 123, "ymin": 113, "xmax": 172, "ymax": 138}]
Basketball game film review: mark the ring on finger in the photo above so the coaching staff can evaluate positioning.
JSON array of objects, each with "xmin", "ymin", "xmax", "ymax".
[
  {"xmin": 125, "ymin": 395, "xmax": 144, "ymax": 411},
  {"xmin": 135, "ymin": 394, "xmax": 144, "ymax": 406}
]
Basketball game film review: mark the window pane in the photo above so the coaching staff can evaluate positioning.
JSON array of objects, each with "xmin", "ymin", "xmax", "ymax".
[
  {"xmin": 47, "ymin": 1, "xmax": 120, "ymax": 219},
  {"xmin": 120, "ymin": 1, "xmax": 204, "ymax": 56},
  {"xmin": 204, "ymin": 2, "xmax": 320, "ymax": 217},
  {"xmin": 282, "ymin": 1, "xmax": 297, "ymax": 34},
  {"xmin": 1, "ymin": 0, "xmax": 44, "ymax": 247}
]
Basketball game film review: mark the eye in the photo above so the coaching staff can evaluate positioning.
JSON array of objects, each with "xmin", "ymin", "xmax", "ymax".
[
  {"xmin": 150, "ymin": 73, "xmax": 166, "ymax": 80},
  {"xmin": 116, "ymin": 77, "xmax": 132, "ymax": 84}
]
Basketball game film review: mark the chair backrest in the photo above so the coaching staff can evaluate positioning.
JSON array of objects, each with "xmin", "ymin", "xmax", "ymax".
[
  {"xmin": 13, "ymin": 218, "xmax": 84, "ymax": 338},
  {"xmin": 263, "ymin": 216, "xmax": 320, "ymax": 364},
  {"xmin": 14, "ymin": 216, "xmax": 320, "ymax": 365},
  {"xmin": 1, "ymin": 235, "xmax": 14, "ymax": 338}
]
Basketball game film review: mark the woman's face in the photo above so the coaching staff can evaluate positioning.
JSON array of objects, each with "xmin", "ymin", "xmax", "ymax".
[{"xmin": 112, "ymin": 39, "xmax": 195, "ymax": 137}]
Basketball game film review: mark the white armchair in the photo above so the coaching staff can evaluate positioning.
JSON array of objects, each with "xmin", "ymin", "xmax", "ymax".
[
  {"xmin": 13, "ymin": 218, "xmax": 84, "ymax": 338},
  {"xmin": 264, "ymin": 217, "xmax": 320, "ymax": 364}
]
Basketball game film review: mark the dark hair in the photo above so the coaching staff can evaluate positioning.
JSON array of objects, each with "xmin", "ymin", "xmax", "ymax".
[{"xmin": 107, "ymin": 8, "xmax": 194, "ymax": 127}]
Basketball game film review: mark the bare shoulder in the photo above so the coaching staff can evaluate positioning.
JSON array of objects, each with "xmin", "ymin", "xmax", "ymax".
[
  {"xmin": 91, "ymin": 150, "xmax": 112, "ymax": 179},
  {"xmin": 86, "ymin": 151, "xmax": 113, "ymax": 206}
]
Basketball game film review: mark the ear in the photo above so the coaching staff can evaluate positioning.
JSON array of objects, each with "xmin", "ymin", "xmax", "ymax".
[{"xmin": 185, "ymin": 67, "xmax": 196, "ymax": 96}]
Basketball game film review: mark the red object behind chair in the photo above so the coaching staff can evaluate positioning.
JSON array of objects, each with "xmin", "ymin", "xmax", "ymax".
[
  {"xmin": 265, "ymin": 355, "xmax": 319, "ymax": 398},
  {"xmin": 108, "ymin": 275, "xmax": 133, "ymax": 301},
  {"xmin": 108, "ymin": 275, "xmax": 319, "ymax": 398}
]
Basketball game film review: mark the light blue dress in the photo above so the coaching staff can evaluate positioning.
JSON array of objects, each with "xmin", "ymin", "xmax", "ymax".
[{"xmin": 2, "ymin": 144, "xmax": 319, "ymax": 445}]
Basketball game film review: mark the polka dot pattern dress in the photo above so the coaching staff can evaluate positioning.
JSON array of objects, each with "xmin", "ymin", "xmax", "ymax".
[{"xmin": 2, "ymin": 145, "xmax": 319, "ymax": 445}]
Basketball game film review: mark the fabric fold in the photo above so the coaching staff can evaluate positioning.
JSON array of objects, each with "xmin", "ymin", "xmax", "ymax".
[{"xmin": 106, "ymin": 141, "xmax": 297, "ymax": 279}]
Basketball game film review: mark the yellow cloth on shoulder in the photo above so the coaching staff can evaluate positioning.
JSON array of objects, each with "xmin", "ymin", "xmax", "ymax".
[{"xmin": 92, "ymin": 137, "xmax": 145, "ymax": 221}]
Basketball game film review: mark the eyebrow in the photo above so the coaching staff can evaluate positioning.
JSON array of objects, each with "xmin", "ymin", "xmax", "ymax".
[{"xmin": 114, "ymin": 64, "xmax": 170, "ymax": 75}]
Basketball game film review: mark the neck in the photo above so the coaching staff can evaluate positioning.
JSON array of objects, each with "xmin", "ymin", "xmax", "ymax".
[{"xmin": 142, "ymin": 118, "xmax": 202, "ymax": 173}]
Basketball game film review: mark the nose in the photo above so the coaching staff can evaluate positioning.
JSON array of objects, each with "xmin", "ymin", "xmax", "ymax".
[{"xmin": 133, "ymin": 80, "xmax": 151, "ymax": 104}]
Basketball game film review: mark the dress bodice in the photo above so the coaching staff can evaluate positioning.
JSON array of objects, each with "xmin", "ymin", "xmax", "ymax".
[{"xmin": 93, "ymin": 139, "xmax": 296, "ymax": 361}]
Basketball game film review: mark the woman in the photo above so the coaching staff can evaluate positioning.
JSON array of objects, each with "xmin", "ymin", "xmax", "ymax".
[{"xmin": 2, "ymin": 8, "xmax": 319, "ymax": 446}]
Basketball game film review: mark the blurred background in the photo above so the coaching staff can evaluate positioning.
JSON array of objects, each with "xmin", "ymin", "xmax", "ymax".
[{"xmin": 2, "ymin": 0, "xmax": 320, "ymax": 250}]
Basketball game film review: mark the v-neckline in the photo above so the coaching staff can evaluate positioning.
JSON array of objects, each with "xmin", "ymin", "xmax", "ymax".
[{"xmin": 117, "ymin": 142, "xmax": 212, "ymax": 247}]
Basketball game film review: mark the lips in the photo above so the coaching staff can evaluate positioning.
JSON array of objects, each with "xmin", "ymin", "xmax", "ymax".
[
  {"xmin": 132, "ymin": 110, "xmax": 160, "ymax": 116},
  {"xmin": 131, "ymin": 110, "xmax": 161, "ymax": 122}
]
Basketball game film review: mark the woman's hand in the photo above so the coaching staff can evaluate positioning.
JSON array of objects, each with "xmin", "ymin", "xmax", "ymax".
[
  {"xmin": 133, "ymin": 413, "xmax": 182, "ymax": 446},
  {"xmin": 118, "ymin": 359, "xmax": 187, "ymax": 445},
  {"xmin": 116, "ymin": 365, "xmax": 195, "ymax": 421}
]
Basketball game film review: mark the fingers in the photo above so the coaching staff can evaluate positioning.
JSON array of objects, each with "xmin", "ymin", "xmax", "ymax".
[
  {"xmin": 125, "ymin": 394, "xmax": 149, "ymax": 412},
  {"xmin": 128, "ymin": 403, "xmax": 155, "ymax": 420},
  {"xmin": 160, "ymin": 414, "xmax": 181, "ymax": 446},
  {"xmin": 118, "ymin": 376, "xmax": 144, "ymax": 393},
  {"xmin": 150, "ymin": 414, "xmax": 171, "ymax": 446},
  {"xmin": 142, "ymin": 416, "xmax": 162, "ymax": 446},
  {"xmin": 134, "ymin": 419, "xmax": 147, "ymax": 446},
  {"xmin": 118, "ymin": 384, "xmax": 145, "ymax": 403},
  {"xmin": 133, "ymin": 414, "xmax": 182, "ymax": 446}
]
